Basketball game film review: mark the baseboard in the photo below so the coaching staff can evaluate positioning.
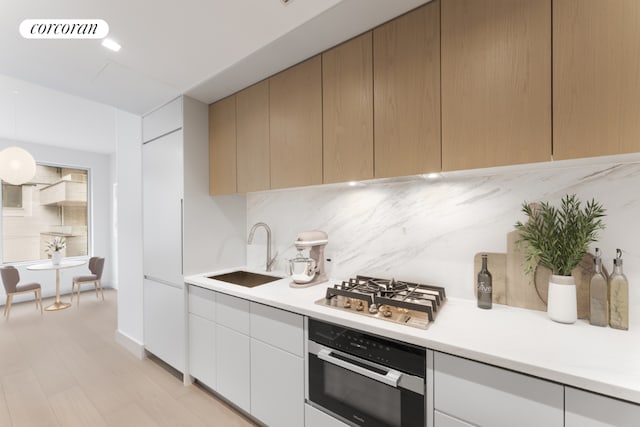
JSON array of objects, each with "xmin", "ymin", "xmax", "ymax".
[{"xmin": 115, "ymin": 329, "xmax": 145, "ymax": 359}]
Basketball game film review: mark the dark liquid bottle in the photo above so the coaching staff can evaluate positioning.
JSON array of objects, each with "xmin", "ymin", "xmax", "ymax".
[{"xmin": 477, "ymin": 254, "xmax": 492, "ymax": 309}]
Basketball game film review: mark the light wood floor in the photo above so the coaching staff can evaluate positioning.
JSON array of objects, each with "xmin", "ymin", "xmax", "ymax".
[{"xmin": 0, "ymin": 289, "xmax": 257, "ymax": 427}]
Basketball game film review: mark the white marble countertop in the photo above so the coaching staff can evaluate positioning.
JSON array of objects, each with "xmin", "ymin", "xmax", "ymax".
[{"xmin": 185, "ymin": 267, "xmax": 640, "ymax": 405}]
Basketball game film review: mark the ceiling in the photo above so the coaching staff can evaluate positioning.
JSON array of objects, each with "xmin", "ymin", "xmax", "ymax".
[
  {"xmin": 0, "ymin": 74, "xmax": 116, "ymax": 154},
  {"xmin": 0, "ymin": 0, "xmax": 429, "ymax": 153}
]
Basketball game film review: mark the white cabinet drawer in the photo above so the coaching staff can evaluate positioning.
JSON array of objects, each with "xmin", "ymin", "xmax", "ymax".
[
  {"xmin": 250, "ymin": 302, "xmax": 303, "ymax": 356},
  {"xmin": 435, "ymin": 411, "xmax": 474, "ymax": 427},
  {"xmin": 434, "ymin": 352, "xmax": 563, "ymax": 427},
  {"xmin": 305, "ymin": 404, "xmax": 349, "ymax": 427},
  {"xmin": 143, "ymin": 97, "xmax": 182, "ymax": 142},
  {"xmin": 566, "ymin": 387, "xmax": 640, "ymax": 427},
  {"xmin": 216, "ymin": 293, "xmax": 250, "ymax": 335},
  {"xmin": 250, "ymin": 339, "xmax": 304, "ymax": 427},
  {"xmin": 188, "ymin": 285, "xmax": 215, "ymax": 321}
]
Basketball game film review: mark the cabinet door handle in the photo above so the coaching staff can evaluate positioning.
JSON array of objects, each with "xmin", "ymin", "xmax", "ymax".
[{"xmin": 180, "ymin": 198, "xmax": 184, "ymax": 276}]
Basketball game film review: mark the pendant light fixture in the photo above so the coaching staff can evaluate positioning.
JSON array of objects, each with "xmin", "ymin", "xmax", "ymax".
[
  {"xmin": 0, "ymin": 146, "xmax": 37, "ymax": 185},
  {"xmin": 1, "ymin": 90, "xmax": 37, "ymax": 185}
]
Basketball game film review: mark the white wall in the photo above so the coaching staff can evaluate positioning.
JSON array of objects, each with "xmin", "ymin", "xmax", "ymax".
[
  {"xmin": 0, "ymin": 138, "xmax": 112, "ymax": 302},
  {"xmin": 114, "ymin": 110, "xmax": 144, "ymax": 349},
  {"xmin": 247, "ymin": 156, "xmax": 640, "ymax": 327}
]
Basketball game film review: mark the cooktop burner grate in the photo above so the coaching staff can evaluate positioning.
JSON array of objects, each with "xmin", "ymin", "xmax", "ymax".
[{"xmin": 317, "ymin": 275, "xmax": 447, "ymax": 329}]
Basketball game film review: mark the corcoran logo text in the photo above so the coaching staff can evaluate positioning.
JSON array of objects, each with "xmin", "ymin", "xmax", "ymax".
[{"xmin": 19, "ymin": 19, "xmax": 109, "ymax": 39}]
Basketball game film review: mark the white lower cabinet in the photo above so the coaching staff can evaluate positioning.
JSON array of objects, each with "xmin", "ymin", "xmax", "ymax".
[
  {"xmin": 433, "ymin": 352, "xmax": 563, "ymax": 427},
  {"xmin": 305, "ymin": 403, "xmax": 350, "ymax": 427},
  {"xmin": 565, "ymin": 387, "xmax": 640, "ymax": 427},
  {"xmin": 250, "ymin": 338, "xmax": 304, "ymax": 427},
  {"xmin": 143, "ymin": 278, "xmax": 184, "ymax": 372},
  {"xmin": 434, "ymin": 411, "xmax": 474, "ymax": 427},
  {"xmin": 188, "ymin": 314, "xmax": 216, "ymax": 388},
  {"xmin": 187, "ymin": 286, "xmax": 305, "ymax": 426},
  {"xmin": 216, "ymin": 324, "xmax": 251, "ymax": 413}
]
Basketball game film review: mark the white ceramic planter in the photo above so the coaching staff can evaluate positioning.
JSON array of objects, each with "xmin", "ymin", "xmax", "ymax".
[
  {"xmin": 547, "ymin": 275, "xmax": 577, "ymax": 324},
  {"xmin": 51, "ymin": 251, "xmax": 62, "ymax": 265}
]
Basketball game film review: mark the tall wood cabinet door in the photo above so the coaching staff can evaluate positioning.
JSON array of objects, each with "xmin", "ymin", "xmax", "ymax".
[
  {"xmin": 441, "ymin": 0, "xmax": 551, "ymax": 171},
  {"xmin": 323, "ymin": 32, "xmax": 374, "ymax": 184},
  {"xmin": 553, "ymin": 0, "xmax": 640, "ymax": 159},
  {"xmin": 208, "ymin": 96, "xmax": 237, "ymax": 195},
  {"xmin": 269, "ymin": 56, "xmax": 322, "ymax": 189},
  {"xmin": 236, "ymin": 81, "xmax": 270, "ymax": 193},
  {"xmin": 373, "ymin": 2, "xmax": 441, "ymax": 178}
]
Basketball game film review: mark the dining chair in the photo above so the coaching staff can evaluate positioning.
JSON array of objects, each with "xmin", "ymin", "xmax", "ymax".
[
  {"xmin": 1, "ymin": 265, "xmax": 43, "ymax": 320},
  {"xmin": 71, "ymin": 257, "xmax": 105, "ymax": 306}
]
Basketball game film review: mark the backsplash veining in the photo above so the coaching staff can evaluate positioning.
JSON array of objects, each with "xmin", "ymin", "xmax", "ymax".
[{"xmin": 247, "ymin": 160, "xmax": 640, "ymax": 320}]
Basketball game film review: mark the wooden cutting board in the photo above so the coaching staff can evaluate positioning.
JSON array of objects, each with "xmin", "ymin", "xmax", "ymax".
[
  {"xmin": 475, "ymin": 222, "xmax": 605, "ymax": 316},
  {"xmin": 505, "ymin": 229, "xmax": 547, "ymax": 311},
  {"xmin": 534, "ymin": 253, "xmax": 608, "ymax": 319},
  {"xmin": 473, "ymin": 253, "xmax": 507, "ymax": 304}
]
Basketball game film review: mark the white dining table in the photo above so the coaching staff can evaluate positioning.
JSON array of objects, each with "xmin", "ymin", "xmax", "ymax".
[{"xmin": 27, "ymin": 259, "xmax": 86, "ymax": 311}]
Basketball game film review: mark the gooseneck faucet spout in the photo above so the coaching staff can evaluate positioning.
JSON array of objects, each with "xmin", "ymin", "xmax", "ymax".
[{"xmin": 248, "ymin": 222, "xmax": 276, "ymax": 272}]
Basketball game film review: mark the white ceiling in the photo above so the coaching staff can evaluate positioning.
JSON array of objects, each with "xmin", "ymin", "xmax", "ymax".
[
  {"xmin": 0, "ymin": 74, "xmax": 116, "ymax": 154},
  {"xmin": 0, "ymin": 0, "xmax": 429, "ymax": 153}
]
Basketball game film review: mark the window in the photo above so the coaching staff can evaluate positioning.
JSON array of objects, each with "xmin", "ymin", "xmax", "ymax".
[
  {"xmin": 2, "ymin": 164, "xmax": 89, "ymax": 263},
  {"xmin": 2, "ymin": 183, "xmax": 22, "ymax": 208}
]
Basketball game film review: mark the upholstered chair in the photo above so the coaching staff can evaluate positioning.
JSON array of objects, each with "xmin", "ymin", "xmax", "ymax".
[
  {"xmin": 1, "ymin": 265, "xmax": 43, "ymax": 319},
  {"xmin": 71, "ymin": 257, "xmax": 105, "ymax": 306}
]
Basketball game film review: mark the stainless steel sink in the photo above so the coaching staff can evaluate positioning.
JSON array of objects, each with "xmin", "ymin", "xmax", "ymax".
[{"xmin": 207, "ymin": 270, "xmax": 281, "ymax": 288}]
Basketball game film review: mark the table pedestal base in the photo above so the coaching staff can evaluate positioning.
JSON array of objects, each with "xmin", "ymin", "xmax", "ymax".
[{"xmin": 45, "ymin": 302, "xmax": 71, "ymax": 311}]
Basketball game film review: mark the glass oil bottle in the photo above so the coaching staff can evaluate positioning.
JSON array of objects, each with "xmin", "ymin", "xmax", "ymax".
[
  {"xmin": 589, "ymin": 248, "xmax": 608, "ymax": 327},
  {"xmin": 609, "ymin": 249, "xmax": 629, "ymax": 330}
]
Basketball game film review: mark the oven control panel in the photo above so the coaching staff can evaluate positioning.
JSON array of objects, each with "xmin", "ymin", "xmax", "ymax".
[{"xmin": 308, "ymin": 318, "xmax": 426, "ymax": 377}]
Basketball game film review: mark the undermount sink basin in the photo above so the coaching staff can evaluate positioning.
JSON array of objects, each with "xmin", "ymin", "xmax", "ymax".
[{"xmin": 207, "ymin": 270, "xmax": 281, "ymax": 288}]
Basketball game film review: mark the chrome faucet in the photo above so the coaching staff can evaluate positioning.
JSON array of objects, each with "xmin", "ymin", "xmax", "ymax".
[{"xmin": 248, "ymin": 222, "xmax": 277, "ymax": 272}]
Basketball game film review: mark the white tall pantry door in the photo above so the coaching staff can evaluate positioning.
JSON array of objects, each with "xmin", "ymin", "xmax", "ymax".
[
  {"xmin": 142, "ymin": 130, "xmax": 184, "ymax": 285},
  {"xmin": 142, "ymin": 127, "xmax": 185, "ymax": 373}
]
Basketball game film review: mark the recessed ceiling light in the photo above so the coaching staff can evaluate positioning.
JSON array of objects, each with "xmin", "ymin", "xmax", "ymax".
[
  {"xmin": 424, "ymin": 173, "xmax": 440, "ymax": 179},
  {"xmin": 101, "ymin": 38, "xmax": 121, "ymax": 52}
]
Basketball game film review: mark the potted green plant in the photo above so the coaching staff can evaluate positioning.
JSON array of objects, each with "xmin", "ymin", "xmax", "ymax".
[{"xmin": 514, "ymin": 194, "xmax": 605, "ymax": 323}]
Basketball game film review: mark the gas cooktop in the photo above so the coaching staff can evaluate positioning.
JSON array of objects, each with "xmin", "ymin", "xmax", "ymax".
[{"xmin": 316, "ymin": 275, "xmax": 446, "ymax": 329}]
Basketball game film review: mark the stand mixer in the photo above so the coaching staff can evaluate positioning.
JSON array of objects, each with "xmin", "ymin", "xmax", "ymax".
[{"xmin": 289, "ymin": 230, "xmax": 328, "ymax": 288}]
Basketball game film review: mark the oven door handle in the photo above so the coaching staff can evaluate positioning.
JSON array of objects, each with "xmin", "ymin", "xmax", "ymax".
[{"xmin": 317, "ymin": 348, "xmax": 402, "ymax": 388}]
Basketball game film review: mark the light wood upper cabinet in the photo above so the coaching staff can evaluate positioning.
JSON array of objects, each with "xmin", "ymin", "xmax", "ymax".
[
  {"xmin": 236, "ymin": 81, "xmax": 270, "ymax": 193},
  {"xmin": 269, "ymin": 56, "xmax": 322, "ymax": 189},
  {"xmin": 322, "ymin": 32, "xmax": 374, "ymax": 184},
  {"xmin": 441, "ymin": 0, "xmax": 551, "ymax": 171},
  {"xmin": 209, "ymin": 96, "xmax": 237, "ymax": 195},
  {"xmin": 553, "ymin": 0, "xmax": 640, "ymax": 159},
  {"xmin": 373, "ymin": 2, "xmax": 441, "ymax": 178}
]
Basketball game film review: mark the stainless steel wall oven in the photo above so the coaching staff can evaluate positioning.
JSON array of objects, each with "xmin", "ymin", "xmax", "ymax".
[{"xmin": 307, "ymin": 318, "xmax": 426, "ymax": 427}]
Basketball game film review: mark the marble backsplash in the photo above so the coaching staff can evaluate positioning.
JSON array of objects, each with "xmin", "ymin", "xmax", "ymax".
[{"xmin": 246, "ymin": 158, "xmax": 640, "ymax": 320}]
